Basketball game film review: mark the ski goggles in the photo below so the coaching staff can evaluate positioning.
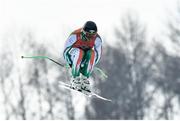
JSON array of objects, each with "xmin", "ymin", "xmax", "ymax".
[{"xmin": 82, "ymin": 29, "xmax": 97, "ymax": 37}]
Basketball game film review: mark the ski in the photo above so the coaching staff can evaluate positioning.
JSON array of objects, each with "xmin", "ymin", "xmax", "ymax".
[{"xmin": 58, "ymin": 81, "xmax": 112, "ymax": 102}]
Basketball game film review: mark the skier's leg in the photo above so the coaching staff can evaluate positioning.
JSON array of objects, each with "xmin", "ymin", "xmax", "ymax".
[
  {"xmin": 80, "ymin": 49, "xmax": 96, "ymax": 93},
  {"xmin": 69, "ymin": 48, "xmax": 84, "ymax": 90},
  {"xmin": 69, "ymin": 48, "xmax": 84, "ymax": 78},
  {"xmin": 81, "ymin": 49, "xmax": 95, "ymax": 77}
]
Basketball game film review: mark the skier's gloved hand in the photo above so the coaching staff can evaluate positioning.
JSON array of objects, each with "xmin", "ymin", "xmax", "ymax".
[{"xmin": 65, "ymin": 63, "xmax": 71, "ymax": 68}]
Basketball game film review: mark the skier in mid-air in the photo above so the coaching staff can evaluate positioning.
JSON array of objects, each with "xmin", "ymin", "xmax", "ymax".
[{"xmin": 63, "ymin": 21, "xmax": 102, "ymax": 94}]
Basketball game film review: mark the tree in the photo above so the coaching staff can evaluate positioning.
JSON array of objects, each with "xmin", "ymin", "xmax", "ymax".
[
  {"xmin": 151, "ymin": 41, "xmax": 180, "ymax": 119},
  {"xmin": 21, "ymin": 31, "xmax": 75, "ymax": 119},
  {"xmin": 149, "ymin": 3, "xmax": 180, "ymax": 119},
  {"xmin": 0, "ymin": 29, "xmax": 76, "ymax": 119},
  {"xmin": 0, "ymin": 41, "xmax": 15, "ymax": 119},
  {"xmin": 85, "ymin": 13, "xmax": 153, "ymax": 119}
]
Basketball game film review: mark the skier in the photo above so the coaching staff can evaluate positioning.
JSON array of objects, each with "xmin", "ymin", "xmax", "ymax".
[{"xmin": 63, "ymin": 21, "xmax": 102, "ymax": 94}]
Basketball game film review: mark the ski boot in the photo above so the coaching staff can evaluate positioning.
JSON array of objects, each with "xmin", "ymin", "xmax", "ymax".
[
  {"xmin": 70, "ymin": 77, "xmax": 82, "ymax": 92},
  {"xmin": 81, "ymin": 76, "xmax": 91, "ymax": 95}
]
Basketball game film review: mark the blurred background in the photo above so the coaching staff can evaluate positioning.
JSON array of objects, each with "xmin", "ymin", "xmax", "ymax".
[{"xmin": 0, "ymin": 0, "xmax": 180, "ymax": 119}]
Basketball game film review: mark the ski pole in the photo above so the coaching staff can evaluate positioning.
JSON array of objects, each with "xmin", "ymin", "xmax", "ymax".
[
  {"xmin": 21, "ymin": 55, "xmax": 108, "ymax": 78},
  {"xmin": 21, "ymin": 55, "xmax": 65, "ymax": 67}
]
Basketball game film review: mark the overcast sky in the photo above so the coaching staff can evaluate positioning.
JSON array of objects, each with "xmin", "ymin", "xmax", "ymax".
[
  {"xmin": 0, "ymin": 0, "xmax": 178, "ymax": 66},
  {"xmin": 0, "ymin": 0, "xmax": 179, "ymax": 57},
  {"xmin": 0, "ymin": 0, "xmax": 179, "ymax": 46},
  {"xmin": 0, "ymin": 0, "xmax": 179, "ymax": 60}
]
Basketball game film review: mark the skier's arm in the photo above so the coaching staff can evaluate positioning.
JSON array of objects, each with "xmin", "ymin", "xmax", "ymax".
[
  {"xmin": 94, "ymin": 37, "xmax": 102, "ymax": 65},
  {"xmin": 63, "ymin": 34, "xmax": 76, "ymax": 64}
]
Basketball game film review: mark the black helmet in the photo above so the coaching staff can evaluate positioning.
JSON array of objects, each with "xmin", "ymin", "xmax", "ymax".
[{"xmin": 83, "ymin": 21, "xmax": 97, "ymax": 34}]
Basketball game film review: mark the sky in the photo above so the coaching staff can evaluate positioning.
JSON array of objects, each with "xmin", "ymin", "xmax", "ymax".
[
  {"xmin": 0, "ymin": 0, "xmax": 180, "ymax": 119},
  {"xmin": 0, "ymin": 0, "xmax": 179, "ymax": 50}
]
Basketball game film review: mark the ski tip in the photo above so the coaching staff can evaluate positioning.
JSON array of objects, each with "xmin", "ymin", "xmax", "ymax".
[
  {"xmin": 106, "ymin": 99, "xmax": 113, "ymax": 102},
  {"xmin": 21, "ymin": 56, "xmax": 24, "ymax": 59},
  {"xmin": 102, "ymin": 98, "xmax": 112, "ymax": 102}
]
